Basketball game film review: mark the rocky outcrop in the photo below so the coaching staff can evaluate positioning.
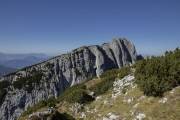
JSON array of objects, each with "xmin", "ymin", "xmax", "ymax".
[
  {"xmin": 0, "ymin": 38, "xmax": 137, "ymax": 120},
  {"xmin": 112, "ymin": 75, "xmax": 135, "ymax": 99}
]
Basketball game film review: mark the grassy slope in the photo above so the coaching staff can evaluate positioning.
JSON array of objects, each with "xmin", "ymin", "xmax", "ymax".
[
  {"xmin": 20, "ymin": 81, "xmax": 180, "ymax": 120},
  {"xmin": 19, "ymin": 68, "xmax": 180, "ymax": 120},
  {"xmin": 52, "ymin": 82, "xmax": 180, "ymax": 120},
  {"xmin": 82, "ymin": 85, "xmax": 180, "ymax": 120}
]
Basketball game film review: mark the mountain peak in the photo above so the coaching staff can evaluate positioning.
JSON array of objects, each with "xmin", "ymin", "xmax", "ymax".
[{"xmin": 0, "ymin": 38, "xmax": 137, "ymax": 120}]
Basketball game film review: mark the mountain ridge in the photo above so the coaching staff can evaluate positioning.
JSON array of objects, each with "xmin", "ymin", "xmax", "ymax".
[{"xmin": 0, "ymin": 38, "xmax": 138, "ymax": 120}]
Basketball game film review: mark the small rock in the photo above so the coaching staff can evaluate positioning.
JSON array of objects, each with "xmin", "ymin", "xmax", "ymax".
[
  {"xmin": 98, "ymin": 114, "xmax": 102, "ymax": 117},
  {"xmin": 159, "ymin": 97, "xmax": 168, "ymax": 103},
  {"xmin": 127, "ymin": 98, "xmax": 133, "ymax": 104},
  {"xmin": 135, "ymin": 113, "xmax": 146, "ymax": 120},
  {"xmin": 96, "ymin": 96, "xmax": 102, "ymax": 101},
  {"xmin": 103, "ymin": 113, "xmax": 120, "ymax": 120},
  {"xmin": 123, "ymin": 97, "xmax": 134, "ymax": 104},
  {"xmin": 112, "ymin": 75, "xmax": 135, "ymax": 98},
  {"xmin": 132, "ymin": 84, "xmax": 137, "ymax": 89},
  {"xmin": 70, "ymin": 103, "xmax": 83, "ymax": 115},
  {"xmin": 130, "ymin": 110, "xmax": 135, "ymax": 116},
  {"xmin": 138, "ymin": 96, "xmax": 145, "ymax": 101},
  {"xmin": 170, "ymin": 89, "xmax": 175, "ymax": 94},
  {"xmin": 109, "ymin": 114, "xmax": 119, "ymax": 120},
  {"xmin": 94, "ymin": 108, "xmax": 97, "ymax": 112},
  {"xmin": 103, "ymin": 117, "xmax": 110, "ymax": 120},
  {"xmin": 80, "ymin": 112, "xmax": 86, "ymax": 118},
  {"xmin": 88, "ymin": 91, "xmax": 95, "ymax": 97},
  {"xmin": 133, "ymin": 103, "xmax": 139, "ymax": 108},
  {"xmin": 104, "ymin": 100, "xmax": 108, "ymax": 104}
]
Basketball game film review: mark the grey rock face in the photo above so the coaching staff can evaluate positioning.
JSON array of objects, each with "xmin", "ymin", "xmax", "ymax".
[{"xmin": 0, "ymin": 38, "xmax": 137, "ymax": 120}]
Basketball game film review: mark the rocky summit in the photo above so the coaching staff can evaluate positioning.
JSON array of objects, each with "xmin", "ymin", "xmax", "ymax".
[{"xmin": 0, "ymin": 38, "xmax": 137, "ymax": 120}]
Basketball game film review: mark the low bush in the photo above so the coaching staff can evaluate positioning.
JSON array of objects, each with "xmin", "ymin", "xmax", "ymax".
[
  {"xmin": 0, "ymin": 81, "xmax": 10, "ymax": 105},
  {"xmin": 0, "ymin": 80, "xmax": 10, "ymax": 88},
  {"xmin": 21, "ymin": 97, "xmax": 57, "ymax": 116},
  {"xmin": 50, "ymin": 111, "xmax": 75, "ymax": 120},
  {"xmin": 75, "ymin": 69, "xmax": 82, "ymax": 76},
  {"xmin": 47, "ymin": 97, "xmax": 57, "ymax": 107},
  {"xmin": 29, "ymin": 116, "xmax": 41, "ymax": 120},
  {"xmin": 90, "ymin": 67, "xmax": 130, "ymax": 96},
  {"xmin": 135, "ymin": 48, "xmax": 180, "ymax": 97},
  {"xmin": 22, "ymin": 100, "xmax": 47, "ymax": 116},
  {"xmin": 13, "ymin": 71, "xmax": 43, "ymax": 93},
  {"xmin": 45, "ymin": 62, "xmax": 54, "ymax": 69},
  {"xmin": 0, "ymin": 89, "xmax": 7, "ymax": 105},
  {"xmin": 58, "ymin": 84, "xmax": 94, "ymax": 104}
]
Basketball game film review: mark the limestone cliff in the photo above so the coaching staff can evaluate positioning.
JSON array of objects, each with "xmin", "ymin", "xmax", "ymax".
[{"xmin": 0, "ymin": 38, "xmax": 137, "ymax": 120}]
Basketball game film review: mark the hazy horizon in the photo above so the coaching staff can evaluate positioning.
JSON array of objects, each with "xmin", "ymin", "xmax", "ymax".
[
  {"xmin": 0, "ymin": 0, "xmax": 180, "ymax": 55},
  {"xmin": 0, "ymin": 40, "xmax": 179, "ymax": 57}
]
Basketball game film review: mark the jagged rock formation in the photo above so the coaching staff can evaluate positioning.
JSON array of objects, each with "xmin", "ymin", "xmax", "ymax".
[{"xmin": 0, "ymin": 38, "xmax": 137, "ymax": 120}]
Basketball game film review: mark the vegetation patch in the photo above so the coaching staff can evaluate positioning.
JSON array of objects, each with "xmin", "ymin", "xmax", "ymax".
[
  {"xmin": 75, "ymin": 69, "xmax": 82, "ymax": 76},
  {"xmin": 13, "ymin": 71, "xmax": 43, "ymax": 93},
  {"xmin": 0, "ymin": 80, "xmax": 10, "ymax": 105},
  {"xmin": 89, "ymin": 67, "xmax": 131, "ymax": 96},
  {"xmin": 50, "ymin": 111, "xmax": 75, "ymax": 120},
  {"xmin": 21, "ymin": 97, "xmax": 57, "ymax": 117},
  {"xmin": 135, "ymin": 48, "xmax": 180, "ymax": 97},
  {"xmin": 45, "ymin": 62, "xmax": 54, "ymax": 69},
  {"xmin": 58, "ymin": 84, "xmax": 94, "ymax": 104}
]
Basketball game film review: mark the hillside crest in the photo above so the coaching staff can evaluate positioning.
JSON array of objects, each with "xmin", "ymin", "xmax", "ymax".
[{"xmin": 0, "ymin": 38, "xmax": 137, "ymax": 120}]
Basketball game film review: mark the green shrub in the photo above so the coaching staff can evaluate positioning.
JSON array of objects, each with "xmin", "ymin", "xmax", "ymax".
[
  {"xmin": 58, "ymin": 84, "xmax": 94, "ymax": 104},
  {"xmin": 22, "ymin": 100, "xmax": 47, "ymax": 116},
  {"xmin": 47, "ymin": 97, "xmax": 57, "ymax": 107},
  {"xmin": 0, "ymin": 89, "xmax": 7, "ymax": 105},
  {"xmin": 21, "ymin": 97, "xmax": 58, "ymax": 117},
  {"xmin": 13, "ymin": 71, "xmax": 43, "ymax": 93},
  {"xmin": 0, "ymin": 81, "xmax": 10, "ymax": 105},
  {"xmin": 0, "ymin": 80, "xmax": 10, "ymax": 88},
  {"xmin": 29, "ymin": 116, "xmax": 41, "ymax": 120},
  {"xmin": 90, "ymin": 67, "xmax": 130, "ymax": 96},
  {"xmin": 45, "ymin": 62, "xmax": 54, "ymax": 69},
  {"xmin": 50, "ymin": 111, "xmax": 75, "ymax": 120},
  {"xmin": 75, "ymin": 69, "xmax": 82, "ymax": 76},
  {"xmin": 135, "ymin": 48, "xmax": 180, "ymax": 97}
]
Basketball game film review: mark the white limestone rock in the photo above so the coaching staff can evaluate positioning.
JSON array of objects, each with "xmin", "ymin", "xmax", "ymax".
[
  {"xmin": 134, "ymin": 113, "xmax": 146, "ymax": 120},
  {"xmin": 112, "ymin": 75, "xmax": 135, "ymax": 98},
  {"xmin": 159, "ymin": 97, "xmax": 168, "ymax": 103},
  {"xmin": 103, "ymin": 112, "xmax": 120, "ymax": 120}
]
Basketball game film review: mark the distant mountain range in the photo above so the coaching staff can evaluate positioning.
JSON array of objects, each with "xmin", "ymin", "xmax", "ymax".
[
  {"xmin": 0, "ymin": 53, "xmax": 49, "ymax": 76},
  {"xmin": 0, "ymin": 65, "xmax": 16, "ymax": 76}
]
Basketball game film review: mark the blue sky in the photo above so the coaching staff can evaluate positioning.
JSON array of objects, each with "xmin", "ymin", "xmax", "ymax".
[{"xmin": 0, "ymin": 0, "xmax": 179, "ymax": 55}]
